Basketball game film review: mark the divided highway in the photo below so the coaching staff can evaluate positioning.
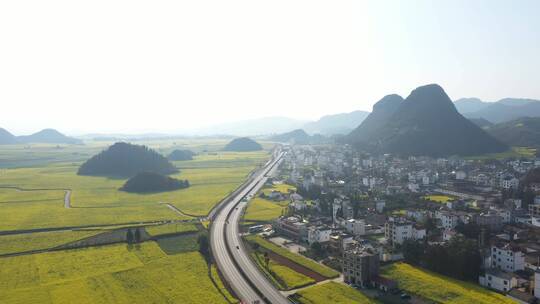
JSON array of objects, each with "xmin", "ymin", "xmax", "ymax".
[{"xmin": 210, "ymin": 149, "xmax": 290, "ymax": 304}]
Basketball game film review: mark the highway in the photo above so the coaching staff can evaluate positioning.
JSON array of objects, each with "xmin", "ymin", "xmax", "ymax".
[{"xmin": 210, "ymin": 149, "xmax": 290, "ymax": 304}]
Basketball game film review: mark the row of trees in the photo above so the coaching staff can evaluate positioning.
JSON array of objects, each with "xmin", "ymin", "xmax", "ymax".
[
  {"xmin": 126, "ymin": 229, "xmax": 142, "ymax": 244},
  {"xmin": 402, "ymin": 236, "xmax": 481, "ymax": 281}
]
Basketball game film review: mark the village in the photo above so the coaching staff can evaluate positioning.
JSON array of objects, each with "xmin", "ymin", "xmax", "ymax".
[{"xmin": 248, "ymin": 144, "xmax": 540, "ymax": 304}]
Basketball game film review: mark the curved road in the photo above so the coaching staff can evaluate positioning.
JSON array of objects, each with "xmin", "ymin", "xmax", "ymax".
[{"xmin": 210, "ymin": 150, "xmax": 290, "ymax": 304}]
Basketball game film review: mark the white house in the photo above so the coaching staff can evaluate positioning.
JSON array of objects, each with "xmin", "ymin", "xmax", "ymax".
[
  {"xmin": 456, "ymin": 170, "xmax": 467, "ymax": 180},
  {"xmin": 443, "ymin": 229, "xmax": 458, "ymax": 242},
  {"xmin": 479, "ymin": 268, "xmax": 517, "ymax": 293},
  {"xmin": 435, "ymin": 210, "xmax": 460, "ymax": 229},
  {"xmin": 344, "ymin": 219, "xmax": 366, "ymax": 236},
  {"xmin": 500, "ymin": 176, "xmax": 519, "ymax": 189},
  {"xmin": 490, "ymin": 244, "xmax": 525, "ymax": 272},
  {"xmin": 375, "ymin": 200, "xmax": 386, "ymax": 213}
]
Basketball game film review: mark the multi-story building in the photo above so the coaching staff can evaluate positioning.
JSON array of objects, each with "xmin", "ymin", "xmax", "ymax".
[
  {"xmin": 490, "ymin": 243, "xmax": 525, "ymax": 272},
  {"xmin": 476, "ymin": 213, "xmax": 503, "ymax": 231},
  {"xmin": 273, "ymin": 216, "xmax": 307, "ymax": 241},
  {"xmin": 344, "ymin": 219, "xmax": 366, "ymax": 236},
  {"xmin": 529, "ymin": 204, "xmax": 540, "ymax": 217},
  {"xmin": 500, "ymin": 176, "xmax": 519, "ymax": 189},
  {"xmin": 435, "ymin": 210, "xmax": 460, "ymax": 229},
  {"xmin": 307, "ymin": 226, "xmax": 332, "ymax": 245},
  {"xmin": 342, "ymin": 247, "xmax": 379, "ymax": 287},
  {"xmin": 385, "ymin": 217, "xmax": 425, "ymax": 247},
  {"xmin": 328, "ymin": 232, "xmax": 354, "ymax": 255}
]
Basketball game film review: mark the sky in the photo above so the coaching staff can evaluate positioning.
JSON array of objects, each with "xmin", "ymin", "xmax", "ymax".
[{"xmin": 1, "ymin": 0, "xmax": 539, "ymax": 135}]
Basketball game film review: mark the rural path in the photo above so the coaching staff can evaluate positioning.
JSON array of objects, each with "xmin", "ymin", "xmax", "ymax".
[
  {"xmin": 64, "ymin": 190, "xmax": 71, "ymax": 208},
  {"xmin": 0, "ymin": 185, "xmax": 72, "ymax": 209},
  {"xmin": 281, "ymin": 275, "xmax": 344, "ymax": 296},
  {"xmin": 162, "ymin": 202, "xmax": 198, "ymax": 218}
]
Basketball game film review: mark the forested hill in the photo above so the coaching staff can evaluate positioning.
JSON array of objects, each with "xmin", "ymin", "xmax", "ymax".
[
  {"xmin": 168, "ymin": 149, "xmax": 195, "ymax": 161},
  {"xmin": 120, "ymin": 172, "xmax": 189, "ymax": 193},
  {"xmin": 78, "ymin": 142, "xmax": 178, "ymax": 177},
  {"xmin": 223, "ymin": 137, "xmax": 263, "ymax": 151}
]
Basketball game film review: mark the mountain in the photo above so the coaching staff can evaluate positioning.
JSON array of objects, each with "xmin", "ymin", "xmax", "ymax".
[
  {"xmin": 302, "ymin": 110, "xmax": 370, "ymax": 135},
  {"xmin": 484, "ymin": 117, "xmax": 540, "ymax": 147},
  {"xmin": 0, "ymin": 128, "xmax": 17, "ymax": 144},
  {"xmin": 468, "ymin": 118, "xmax": 493, "ymax": 129},
  {"xmin": 348, "ymin": 84, "xmax": 508, "ymax": 157},
  {"xmin": 454, "ymin": 98, "xmax": 489, "ymax": 114},
  {"xmin": 347, "ymin": 94, "xmax": 404, "ymax": 144},
  {"xmin": 190, "ymin": 117, "xmax": 307, "ymax": 136},
  {"xmin": 78, "ymin": 142, "xmax": 178, "ymax": 177},
  {"xmin": 120, "ymin": 172, "xmax": 189, "ymax": 193},
  {"xmin": 270, "ymin": 129, "xmax": 326, "ymax": 145},
  {"xmin": 454, "ymin": 98, "xmax": 540, "ymax": 123},
  {"xmin": 466, "ymin": 101, "xmax": 540, "ymax": 123},
  {"xmin": 18, "ymin": 129, "xmax": 82, "ymax": 144},
  {"xmin": 168, "ymin": 149, "xmax": 195, "ymax": 161},
  {"xmin": 223, "ymin": 137, "xmax": 263, "ymax": 152}
]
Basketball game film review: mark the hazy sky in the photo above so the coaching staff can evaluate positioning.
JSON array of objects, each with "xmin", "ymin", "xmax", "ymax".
[{"xmin": 1, "ymin": 0, "xmax": 539, "ymax": 134}]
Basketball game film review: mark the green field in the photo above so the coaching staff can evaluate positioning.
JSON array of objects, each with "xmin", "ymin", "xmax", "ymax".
[
  {"xmin": 156, "ymin": 234, "xmax": 199, "ymax": 254},
  {"xmin": 465, "ymin": 146, "xmax": 536, "ymax": 160},
  {"xmin": 0, "ymin": 230, "xmax": 101, "ymax": 255},
  {"xmin": 145, "ymin": 222, "xmax": 198, "ymax": 237},
  {"xmin": 424, "ymin": 195, "xmax": 454, "ymax": 203},
  {"xmin": 294, "ymin": 282, "xmax": 378, "ymax": 304},
  {"xmin": 245, "ymin": 235, "xmax": 339, "ymax": 278},
  {"xmin": 0, "ymin": 242, "xmax": 233, "ymax": 304},
  {"xmin": 252, "ymin": 252, "xmax": 315, "ymax": 290},
  {"xmin": 0, "ymin": 142, "xmax": 269, "ymax": 231},
  {"xmin": 244, "ymin": 183, "xmax": 295, "ymax": 222},
  {"xmin": 0, "ymin": 140, "xmax": 272, "ymax": 303},
  {"xmin": 244, "ymin": 197, "xmax": 288, "ymax": 222},
  {"xmin": 382, "ymin": 263, "xmax": 516, "ymax": 304}
]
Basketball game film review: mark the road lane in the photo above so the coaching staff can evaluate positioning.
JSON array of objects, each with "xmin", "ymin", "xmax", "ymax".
[{"xmin": 210, "ymin": 149, "xmax": 290, "ymax": 304}]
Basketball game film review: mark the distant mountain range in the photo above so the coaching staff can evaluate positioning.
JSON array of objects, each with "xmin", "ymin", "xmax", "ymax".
[
  {"xmin": 455, "ymin": 98, "xmax": 540, "ymax": 123},
  {"xmin": 190, "ymin": 117, "xmax": 307, "ymax": 136},
  {"xmin": 0, "ymin": 128, "xmax": 82, "ymax": 145},
  {"xmin": 302, "ymin": 111, "xmax": 370, "ymax": 135},
  {"xmin": 269, "ymin": 129, "xmax": 327, "ymax": 145},
  {"xmin": 347, "ymin": 84, "xmax": 508, "ymax": 157},
  {"xmin": 0, "ymin": 128, "xmax": 18, "ymax": 144}
]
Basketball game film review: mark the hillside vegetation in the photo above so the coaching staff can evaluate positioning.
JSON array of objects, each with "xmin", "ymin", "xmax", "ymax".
[
  {"xmin": 347, "ymin": 84, "xmax": 507, "ymax": 156},
  {"xmin": 120, "ymin": 172, "xmax": 189, "ymax": 193},
  {"xmin": 78, "ymin": 142, "xmax": 178, "ymax": 177},
  {"xmin": 223, "ymin": 137, "xmax": 263, "ymax": 152},
  {"xmin": 484, "ymin": 117, "xmax": 540, "ymax": 147},
  {"xmin": 168, "ymin": 149, "xmax": 195, "ymax": 161}
]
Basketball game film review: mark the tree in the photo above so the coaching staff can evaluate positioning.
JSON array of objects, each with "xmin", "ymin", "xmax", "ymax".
[
  {"xmin": 126, "ymin": 229, "xmax": 134, "ymax": 244},
  {"xmin": 402, "ymin": 239, "xmax": 424, "ymax": 265},
  {"xmin": 134, "ymin": 228, "xmax": 141, "ymax": 243},
  {"xmin": 310, "ymin": 242, "xmax": 324, "ymax": 258},
  {"xmin": 198, "ymin": 233, "xmax": 210, "ymax": 261},
  {"xmin": 424, "ymin": 218, "xmax": 437, "ymax": 234},
  {"xmin": 264, "ymin": 252, "xmax": 270, "ymax": 269}
]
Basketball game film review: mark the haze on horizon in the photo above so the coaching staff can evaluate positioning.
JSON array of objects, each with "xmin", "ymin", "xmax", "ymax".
[{"xmin": 1, "ymin": 0, "xmax": 539, "ymax": 135}]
